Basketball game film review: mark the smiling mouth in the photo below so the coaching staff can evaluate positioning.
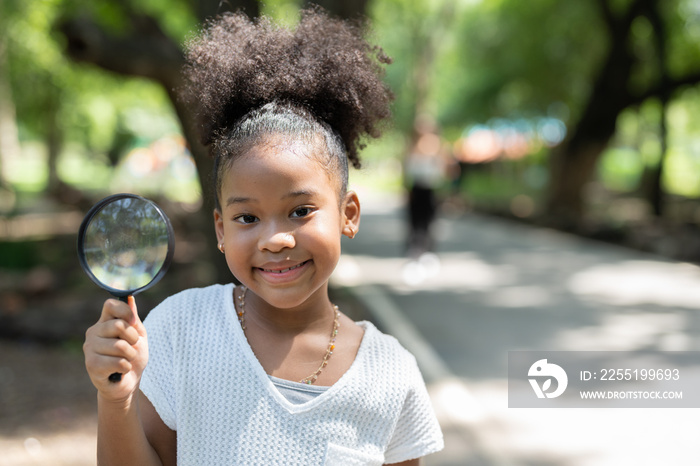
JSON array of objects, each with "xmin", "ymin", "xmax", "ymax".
[{"xmin": 261, "ymin": 260, "xmax": 309, "ymax": 274}]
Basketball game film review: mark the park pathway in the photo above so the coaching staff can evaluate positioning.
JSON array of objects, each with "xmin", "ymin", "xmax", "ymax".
[{"xmin": 332, "ymin": 190, "xmax": 700, "ymax": 466}]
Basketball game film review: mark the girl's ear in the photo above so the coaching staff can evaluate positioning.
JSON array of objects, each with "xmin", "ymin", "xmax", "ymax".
[
  {"xmin": 341, "ymin": 191, "xmax": 361, "ymax": 239},
  {"xmin": 213, "ymin": 209, "xmax": 225, "ymax": 244}
]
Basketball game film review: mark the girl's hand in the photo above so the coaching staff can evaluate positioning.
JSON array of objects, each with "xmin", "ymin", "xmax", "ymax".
[{"xmin": 84, "ymin": 297, "xmax": 149, "ymax": 403}]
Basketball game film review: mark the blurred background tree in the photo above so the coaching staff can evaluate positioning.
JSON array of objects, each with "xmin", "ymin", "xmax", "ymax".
[{"xmin": 415, "ymin": 0, "xmax": 700, "ymax": 231}]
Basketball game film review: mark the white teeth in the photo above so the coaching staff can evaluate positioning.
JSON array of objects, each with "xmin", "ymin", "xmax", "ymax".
[{"xmin": 265, "ymin": 262, "xmax": 305, "ymax": 273}]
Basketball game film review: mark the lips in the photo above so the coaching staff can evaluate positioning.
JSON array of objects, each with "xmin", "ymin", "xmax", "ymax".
[
  {"xmin": 261, "ymin": 260, "xmax": 309, "ymax": 274},
  {"xmin": 255, "ymin": 260, "xmax": 312, "ymax": 284}
]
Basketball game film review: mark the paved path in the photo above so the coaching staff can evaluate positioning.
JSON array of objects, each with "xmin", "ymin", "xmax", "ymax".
[{"xmin": 332, "ymin": 191, "xmax": 700, "ymax": 466}]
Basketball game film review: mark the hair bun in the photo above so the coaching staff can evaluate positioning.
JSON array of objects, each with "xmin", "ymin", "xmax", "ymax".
[{"xmin": 180, "ymin": 7, "xmax": 393, "ymax": 167}]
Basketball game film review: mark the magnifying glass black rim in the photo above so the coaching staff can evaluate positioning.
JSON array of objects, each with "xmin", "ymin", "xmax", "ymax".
[{"xmin": 77, "ymin": 193, "xmax": 175, "ymax": 298}]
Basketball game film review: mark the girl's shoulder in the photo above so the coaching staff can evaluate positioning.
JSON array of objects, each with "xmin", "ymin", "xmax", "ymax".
[
  {"xmin": 356, "ymin": 320, "xmax": 412, "ymax": 353},
  {"xmin": 145, "ymin": 283, "xmax": 234, "ymax": 324},
  {"xmin": 354, "ymin": 320, "xmax": 421, "ymax": 376}
]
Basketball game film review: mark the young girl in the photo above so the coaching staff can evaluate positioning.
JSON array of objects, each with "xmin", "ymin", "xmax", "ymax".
[{"xmin": 83, "ymin": 8, "xmax": 444, "ymax": 465}]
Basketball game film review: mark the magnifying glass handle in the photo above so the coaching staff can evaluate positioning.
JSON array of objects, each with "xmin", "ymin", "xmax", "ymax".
[{"xmin": 108, "ymin": 295, "xmax": 132, "ymax": 383}]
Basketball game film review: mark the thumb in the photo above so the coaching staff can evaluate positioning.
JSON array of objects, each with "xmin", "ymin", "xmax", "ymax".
[{"xmin": 128, "ymin": 296, "xmax": 147, "ymax": 337}]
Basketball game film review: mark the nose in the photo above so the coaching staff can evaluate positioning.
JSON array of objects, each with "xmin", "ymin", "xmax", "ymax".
[{"xmin": 258, "ymin": 223, "xmax": 295, "ymax": 252}]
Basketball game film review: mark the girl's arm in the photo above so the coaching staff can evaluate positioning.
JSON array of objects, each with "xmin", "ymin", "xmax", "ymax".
[
  {"xmin": 84, "ymin": 298, "xmax": 167, "ymax": 465},
  {"xmin": 385, "ymin": 459, "xmax": 421, "ymax": 466},
  {"xmin": 96, "ymin": 392, "xmax": 165, "ymax": 466},
  {"xmin": 140, "ymin": 391, "xmax": 177, "ymax": 466}
]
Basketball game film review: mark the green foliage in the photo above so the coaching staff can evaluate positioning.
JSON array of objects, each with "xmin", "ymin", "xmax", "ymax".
[
  {"xmin": 5, "ymin": 143, "xmax": 48, "ymax": 192},
  {"xmin": 368, "ymin": 0, "xmax": 422, "ymax": 131},
  {"xmin": 598, "ymin": 147, "xmax": 644, "ymax": 191},
  {"xmin": 1, "ymin": 0, "xmax": 189, "ymax": 194},
  {"xmin": 665, "ymin": 0, "xmax": 700, "ymax": 77},
  {"xmin": 126, "ymin": 0, "xmax": 198, "ymax": 42},
  {"xmin": 664, "ymin": 147, "xmax": 700, "ymax": 197},
  {"xmin": 260, "ymin": 0, "xmax": 302, "ymax": 26},
  {"xmin": 4, "ymin": 0, "xmax": 66, "ymax": 134},
  {"xmin": 4, "ymin": 0, "xmax": 700, "ymax": 213},
  {"xmin": 605, "ymin": 77, "xmax": 700, "ymax": 198},
  {"xmin": 369, "ymin": 0, "xmax": 613, "ymax": 135},
  {"xmin": 0, "ymin": 241, "xmax": 38, "ymax": 269},
  {"xmin": 461, "ymin": 162, "xmax": 544, "ymax": 208},
  {"xmin": 432, "ymin": 0, "xmax": 607, "ymax": 130},
  {"xmin": 369, "ymin": 0, "xmax": 700, "ymax": 222}
]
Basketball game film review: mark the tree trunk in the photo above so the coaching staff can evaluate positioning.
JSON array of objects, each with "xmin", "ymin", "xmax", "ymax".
[
  {"xmin": 645, "ymin": 0, "xmax": 669, "ymax": 218},
  {"xmin": 546, "ymin": 0, "xmax": 700, "ymax": 227},
  {"xmin": 546, "ymin": 46, "xmax": 632, "ymax": 227},
  {"xmin": 547, "ymin": 140, "xmax": 610, "ymax": 227},
  {"xmin": 0, "ymin": 37, "xmax": 20, "ymax": 188},
  {"xmin": 648, "ymin": 99, "xmax": 668, "ymax": 217},
  {"xmin": 59, "ymin": 7, "xmax": 225, "ymax": 280},
  {"xmin": 545, "ymin": 0, "xmax": 636, "ymax": 227}
]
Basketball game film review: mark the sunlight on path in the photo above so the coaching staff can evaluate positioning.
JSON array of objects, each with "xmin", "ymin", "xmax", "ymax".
[{"xmin": 0, "ymin": 427, "xmax": 96, "ymax": 466}]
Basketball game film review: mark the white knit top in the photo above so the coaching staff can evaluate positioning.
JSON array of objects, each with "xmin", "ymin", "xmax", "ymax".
[{"xmin": 140, "ymin": 284, "xmax": 444, "ymax": 465}]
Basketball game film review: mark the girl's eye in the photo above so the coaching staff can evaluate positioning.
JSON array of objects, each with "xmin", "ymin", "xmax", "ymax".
[
  {"xmin": 234, "ymin": 214, "xmax": 258, "ymax": 224},
  {"xmin": 291, "ymin": 207, "xmax": 313, "ymax": 218}
]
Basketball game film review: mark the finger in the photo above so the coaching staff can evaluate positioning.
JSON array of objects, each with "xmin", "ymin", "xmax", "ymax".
[
  {"xmin": 128, "ymin": 295, "xmax": 137, "ymax": 317},
  {"xmin": 84, "ymin": 332, "xmax": 139, "ymax": 363},
  {"xmin": 128, "ymin": 296, "xmax": 148, "ymax": 339},
  {"xmin": 91, "ymin": 318, "xmax": 141, "ymax": 345},
  {"xmin": 98, "ymin": 299, "xmax": 134, "ymax": 324},
  {"xmin": 89, "ymin": 336, "xmax": 140, "ymax": 361},
  {"xmin": 86, "ymin": 353, "xmax": 133, "ymax": 378}
]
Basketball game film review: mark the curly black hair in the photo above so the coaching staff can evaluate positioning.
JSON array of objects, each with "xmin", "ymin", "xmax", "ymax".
[{"xmin": 179, "ymin": 7, "xmax": 393, "ymax": 207}]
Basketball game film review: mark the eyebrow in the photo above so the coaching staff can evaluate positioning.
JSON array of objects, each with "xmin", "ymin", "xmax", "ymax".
[
  {"xmin": 225, "ymin": 190, "xmax": 317, "ymax": 207},
  {"xmin": 283, "ymin": 189, "xmax": 317, "ymax": 199},
  {"xmin": 225, "ymin": 196, "xmax": 252, "ymax": 207}
]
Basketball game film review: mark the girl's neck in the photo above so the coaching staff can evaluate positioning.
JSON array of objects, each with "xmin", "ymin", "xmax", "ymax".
[{"xmin": 239, "ymin": 285, "xmax": 335, "ymax": 335}]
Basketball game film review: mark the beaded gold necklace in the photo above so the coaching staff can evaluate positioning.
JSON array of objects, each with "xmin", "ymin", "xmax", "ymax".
[{"xmin": 236, "ymin": 285, "xmax": 340, "ymax": 385}]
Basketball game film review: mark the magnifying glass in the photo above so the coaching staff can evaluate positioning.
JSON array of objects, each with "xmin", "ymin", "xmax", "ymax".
[{"xmin": 77, "ymin": 193, "xmax": 174, "ymax": 382}]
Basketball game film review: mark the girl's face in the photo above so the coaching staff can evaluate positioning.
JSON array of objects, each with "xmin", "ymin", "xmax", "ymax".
[{"xmin": 214, "ymin": 141, "xmax": 359, "ymax": 310}]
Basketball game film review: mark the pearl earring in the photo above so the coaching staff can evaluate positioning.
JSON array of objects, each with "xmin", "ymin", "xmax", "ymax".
[{"xmin": 218, "ymin": 243, "xmax": 225, "ymax": 253}]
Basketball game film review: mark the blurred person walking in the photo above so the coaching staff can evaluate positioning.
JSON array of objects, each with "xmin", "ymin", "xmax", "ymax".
[
  {"xmin": 402, "ymin": 117, "xmax": 447, "ymax": 285},
  {"xmin": 404, "ymin": 117, "xmax": 446, "ymax": 259}
]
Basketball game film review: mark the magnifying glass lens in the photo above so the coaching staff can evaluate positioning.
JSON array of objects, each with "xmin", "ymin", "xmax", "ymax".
[
  {"xmin": 83, "ymin": 197, "xmax": 170, "ymax": 293},
  {"xmin": 78, "ymin": 194, "xmax": 174, "ymax": 298}
]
